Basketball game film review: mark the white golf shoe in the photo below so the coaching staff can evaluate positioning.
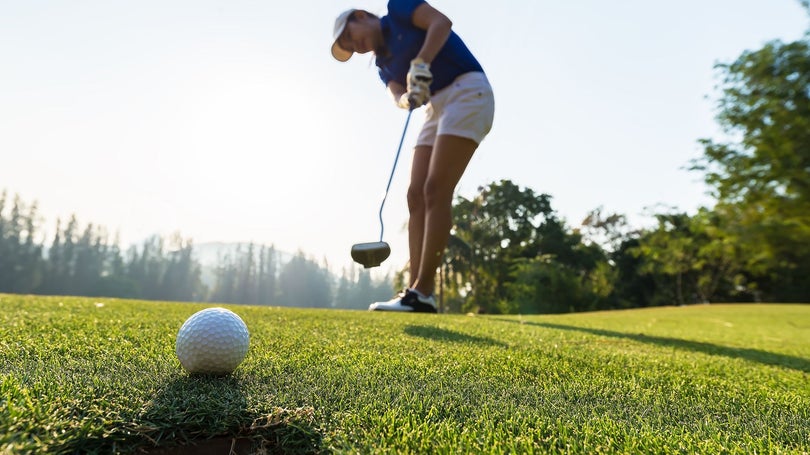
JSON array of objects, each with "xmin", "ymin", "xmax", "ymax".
[{"xmin": 369, "ymin": 289, "xmax": 438, "ymax": 313}]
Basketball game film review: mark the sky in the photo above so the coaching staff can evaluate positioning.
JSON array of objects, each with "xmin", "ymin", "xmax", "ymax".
[{"xmin": 1, "ymin": 0, "xmax": 808, "ymax": 275}]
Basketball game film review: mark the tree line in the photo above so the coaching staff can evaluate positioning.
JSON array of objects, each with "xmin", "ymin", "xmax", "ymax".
[
  {"xmin": 432, "ymin": 27, "xmax": 809, "ymax": 312},
  {"xmin": 1, "ymin": 21, "xmax": 808, "ymax": 312},
  {"xmin": 433, "ymin": 28, "xmax": 809, "ymax": 312},
  {"xmin": 0, "ymin": 198, "xmax": 393, "ymax": 308}
]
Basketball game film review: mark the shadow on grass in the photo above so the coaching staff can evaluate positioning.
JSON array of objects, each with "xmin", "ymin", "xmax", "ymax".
[
  {"xmin": 496, "ymin": 319, "xmax": 810, "ymax": 373},
  {"xmin": 59, "ymin": 375, "xmax": 321, "ymax": 454},
  {"xmin": 405, "ymin": 325, "xmax": 508, "ymax": 348}
]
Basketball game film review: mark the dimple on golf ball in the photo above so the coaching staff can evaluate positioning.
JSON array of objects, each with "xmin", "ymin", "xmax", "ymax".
[{"xmin": 175, "ymin": 307, "xmax": 250, "ymax": 375}]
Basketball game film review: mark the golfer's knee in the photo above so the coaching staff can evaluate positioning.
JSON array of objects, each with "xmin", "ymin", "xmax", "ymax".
[
  {"xmin": 422, "ymin": 178, "xmax": 452, "ymax": 209},
  {"xmin": 407, "ymin": 184, "xmax": 425, "ymax": 213}
]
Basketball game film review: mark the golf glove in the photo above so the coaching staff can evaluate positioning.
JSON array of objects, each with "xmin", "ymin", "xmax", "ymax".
[
  {"xmin": 407, "ymin": 58, "xmax": 433, "ymax": 92},
  {"xmin": 398, "ymin": 59, "xmax": 432, "ymax": 110},
  {"xmin": 397, "ymin": 86, "xmax": 430, "ymax": 110}
]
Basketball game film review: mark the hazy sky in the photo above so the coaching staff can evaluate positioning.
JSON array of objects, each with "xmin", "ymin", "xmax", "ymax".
[{"xmin": 1, "ymin": 1, "xmax": 807, "ymax": 274}]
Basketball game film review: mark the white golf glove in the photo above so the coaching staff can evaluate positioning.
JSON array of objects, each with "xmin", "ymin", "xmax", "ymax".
[
  {"xmin": 398, "ymin": 58, "xmax": 432, "ymax": 110},
  {"xmin": 407, "ymin": 58, "xmax": 433, "ymax": 92}
]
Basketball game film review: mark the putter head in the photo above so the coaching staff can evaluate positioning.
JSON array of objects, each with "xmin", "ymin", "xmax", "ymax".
[{"xmin": 351, "ymin": 241, "xmax": 391, "ymax": 268}]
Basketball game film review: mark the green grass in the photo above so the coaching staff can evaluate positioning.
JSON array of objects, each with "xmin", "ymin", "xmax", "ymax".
[{"xmin": 1, "ymin": 294, "xmax": 808, "ymax": 454}]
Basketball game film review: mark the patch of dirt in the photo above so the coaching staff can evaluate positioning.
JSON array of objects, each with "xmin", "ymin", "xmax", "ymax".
[
  {"xmin": 140, "ymin": 436, "xmax": 255, "ymax": 455},
  {"xmin": 136, "ymin": 407, "xmax": 319, "ymax": 455}
]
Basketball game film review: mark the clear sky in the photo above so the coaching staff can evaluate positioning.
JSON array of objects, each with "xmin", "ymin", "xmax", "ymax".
[{"xmin": 1, "ymin": 1, "xmax": 807, "ymax": 274}]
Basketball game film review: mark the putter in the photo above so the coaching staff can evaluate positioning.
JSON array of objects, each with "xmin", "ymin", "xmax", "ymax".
[{"xmin": 351, "ymin": 109, "xmax": 413, "ymax": 268}]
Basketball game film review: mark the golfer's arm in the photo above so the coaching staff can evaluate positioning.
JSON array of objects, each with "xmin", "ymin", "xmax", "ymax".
[
  {"xmin": 411, "ymin": 3, "xmax": 452, "ymax": 64},
  {"xmin": 387, "ymin": 81, "xmax": 406, "ymax": 103}
]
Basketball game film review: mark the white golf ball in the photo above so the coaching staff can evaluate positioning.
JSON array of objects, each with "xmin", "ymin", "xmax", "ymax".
[{"xmin": 175, "ymin": 307, "xmax": 250, "ymax": 375}]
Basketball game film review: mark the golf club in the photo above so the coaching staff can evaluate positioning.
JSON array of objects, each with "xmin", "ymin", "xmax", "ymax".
[{"xmin": 351, "ymin": 109, "xmax": 413, "ymax": 268}]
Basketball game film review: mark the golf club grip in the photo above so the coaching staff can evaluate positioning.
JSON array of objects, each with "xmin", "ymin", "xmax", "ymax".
[{"xmin": 378, "ymin": 109, "xmax": 413, "ymax": 242}]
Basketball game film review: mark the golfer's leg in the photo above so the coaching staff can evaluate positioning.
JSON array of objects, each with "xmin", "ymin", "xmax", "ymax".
[
  {"xmin": 408, "ymin": 145, "xmax": 432, "ymax": 286},
  {"xmin": 412, "ymin": 135, "xmax": 478, "ymax": 296}
]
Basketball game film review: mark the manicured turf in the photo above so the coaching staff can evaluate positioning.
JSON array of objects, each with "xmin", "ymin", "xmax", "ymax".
[{"xmin": 1, "ymin": 294, "xmax": 808, "ymax": 454}]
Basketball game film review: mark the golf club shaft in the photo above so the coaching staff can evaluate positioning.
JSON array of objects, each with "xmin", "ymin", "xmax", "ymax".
[{"xmin": 379, "ymin": 109, "xmax": 413, "ymax": 242}]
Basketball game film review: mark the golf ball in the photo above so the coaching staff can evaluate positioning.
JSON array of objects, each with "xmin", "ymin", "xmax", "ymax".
[{"xmin": 175, "ymin": 307, "xmax": 250, "ymax": 375}]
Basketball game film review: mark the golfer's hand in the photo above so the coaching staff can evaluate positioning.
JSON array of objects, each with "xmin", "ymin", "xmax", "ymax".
[
  {"xmin": 398, "ymin": 58, "xmax": 432, "ymax": 110},
  {"xmin": 407, "ymin": 58, "xmax": 433, "ymax": 93},
  {"xmin": 397, "ymin": 86, "xmax": 430, "ymax": 110}
]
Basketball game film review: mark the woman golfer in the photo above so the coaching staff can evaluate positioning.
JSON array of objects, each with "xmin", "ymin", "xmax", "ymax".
[{"xmin": 332, "ymin": 0, "xmax": 494, "ymax": 312}]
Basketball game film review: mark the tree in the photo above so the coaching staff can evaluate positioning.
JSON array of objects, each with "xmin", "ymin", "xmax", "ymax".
[
  {"xmin": 73, "ymin": 224, "xmax": 105, "ymax": 295},
  {"xmin": 333, "ymin": 263, "xmax": 394, "ymax": 310},
  {"xmin": 210, "ymin": 248, "xmax": 240, "ymax": 304},
  {"xmin": 126, "ymin": 236, "xmax": 167, "ymax": 300},
  {"xmin": 631, "ymin": 207, "xmax": 760, "ymax": 305},
  {"xmin": 611, "ymin": 237, "xmax": 657, "ymax": 308},
  {"xmin": 688, "ymin": 207, "xmax": 750, "ymax": 302},
  {"xmin": 42, "ymin": 217, "xmax": 71, "ymax": 294},
  {"xmin": 256, "ymin": 245, "xmax": 278, "ymax": 305},
  {"xmin": 438, "ymin": 234, "xmax": 473, "ymax": 312},
  {"xmin": 92, "ymin": 232, "xmax": 140, "ymax": 299},
  {"xmin": 505, "ymin": 256, "xmax": 585, "ymax": 314},
  {"xmin": 449, "ymin": 180, "xmax": 618, "ymax": 313},
  {"xmin": 632, "ymin": 212, "xmax": 698, "ymax": 306},
  {"xmin": 451, "ymin": 180, "xmax": 556, "ymax": 312},
  {"xmin": 277, "ymin": 251, "xmax": 332, "ymax": 308},
  {"xmin": 159, "ymin": 234, "xmax": 204, "ymax": 302},
  {"xmin": 60, "ymin": 215, "xmax": 79, "ymax": 294},
  {"xmin": 0, "ymin": 191, "xmax": 8, "ymax": 291},
  {"xmin": 580, "ymin": 207, "xmax": 634, "ymax": 255},
  {"xmin": 0, "ymin": 195, "xmax": 44, "ymax": 293},
  {"xmin": 691, "ymin": 36, "xmax": 810, "ymax": 301}
]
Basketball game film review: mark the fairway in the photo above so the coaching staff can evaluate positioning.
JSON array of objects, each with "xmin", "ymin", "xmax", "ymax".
[{"xmin": 1, "ymin": 294, "xmax": 808, "ymax": 454}]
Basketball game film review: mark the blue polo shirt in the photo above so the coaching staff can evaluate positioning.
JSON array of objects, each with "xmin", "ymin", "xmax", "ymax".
[{"xmin": 376, "ymin": 0, "xmax": 484, "ymax": 93}]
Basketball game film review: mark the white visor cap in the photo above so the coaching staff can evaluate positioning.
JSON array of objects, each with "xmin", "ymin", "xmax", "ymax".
[{"xmin": 331, "ymin": 9, "xmax": 356, "ymax": 62}]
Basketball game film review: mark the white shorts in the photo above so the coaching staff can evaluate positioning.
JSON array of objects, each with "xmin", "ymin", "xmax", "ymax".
[{"xmin": 416, "ymin": 71, "xmax": 495, "ymax": 147}]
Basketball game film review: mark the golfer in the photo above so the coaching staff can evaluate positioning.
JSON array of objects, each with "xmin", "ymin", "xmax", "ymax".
[{"xmin": 332, "ymin": 0, "xmax": 494, "ymax": 312}]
